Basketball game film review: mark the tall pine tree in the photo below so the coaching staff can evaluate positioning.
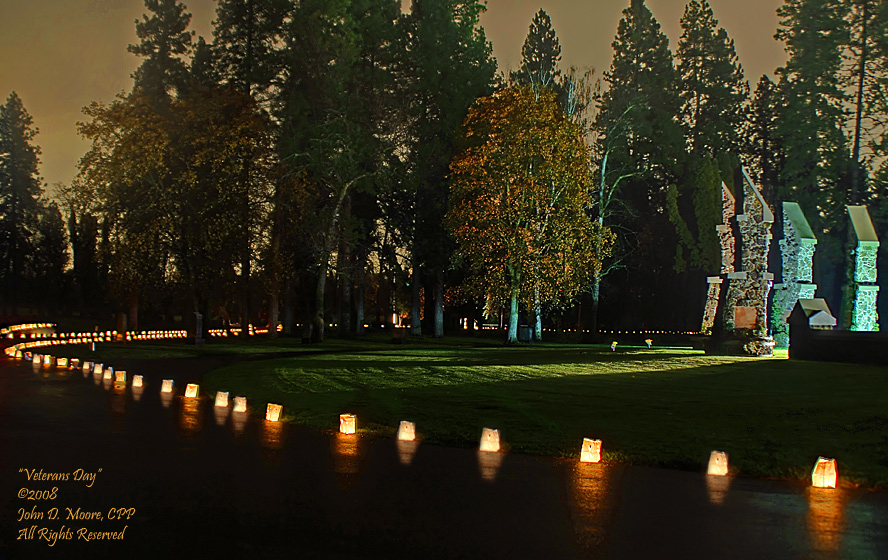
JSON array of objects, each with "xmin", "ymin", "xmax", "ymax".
[
  {"xmin": 0, "ymin": 92, "xmax": 43, "ymax": 312},
  {"xmin": 128, "ymin": 0, "xmax": 194, "ymax": 103},
  {"xmin": 401, "ymin": 0, "xmax": 497, "ymax": 337},
  {"xmin": 676, "ymin": 0, "xmax": 749, "ymax": 159},
  {"xmin": 593, "ymin": 0, "xmax": 684, "ymax": 328},
  {"xmin": 511, "ymin": 9, "xmax": 561, "ymax": 98}
]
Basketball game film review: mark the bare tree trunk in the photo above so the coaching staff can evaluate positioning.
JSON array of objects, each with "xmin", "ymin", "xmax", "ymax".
[
  {"xmin": 240, "ymin": 236, "xmax": 251, "ymax": 337},
  {"xmin": 267, "ymin": 179, "xmax": 283, "ymax": 338},
  {"xmin": 313, "ymin": 180, "xmax": 360, "ymax": 342},
  {"xmin": 581, "ymin": 276, "xmax": 601, "ymax": 343},
  {"xmin": 355, "ymin": 283, "xmax": 365, "ymax": 336},
  {"xmin": 314, "ymin": 259, "xmax": 328, "ymax": 342},
  {"xmin": 128, "ymin": 292, "xmax": 139, "ymax": 333},
  {"xmin": 507, "ymin": 275, "xmax": 519, "ymax": 344},
  {"xmin": 337, "ymin": 255, "xmax": 351, "ymax": 337},
  {"xmin": 268, "ymin": 289, "xmax": 279, "ymax": 337},
  {"xmin": 849, "ymin": 0, "xmax": 869, "ymax": 205},
  {"xmin": 533, "ymin": 279, "xmax": 542, "ymax": 342},
  {"xmin": 283, "ymin": 278, "xmax": 294, "ymax": 335},
  {"xmin": 433, "ymin": 269, "xmax": 444, "ymax": 338},
  {"xmin": 411, "ymin": 264, "xmax": 421, "ymax": 336},
  {"xmin": 267, "ymin": 237, "xmax": 279, "ymax": 338}
]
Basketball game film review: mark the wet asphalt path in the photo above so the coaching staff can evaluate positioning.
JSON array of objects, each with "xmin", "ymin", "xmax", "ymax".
[{"xmin": 2, "ymin": 356, "xmax": 887, "ymax": 559}]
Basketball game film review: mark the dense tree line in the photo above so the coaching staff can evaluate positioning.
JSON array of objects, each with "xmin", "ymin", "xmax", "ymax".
[
  {"xmin": 0, "ymin": 92, "xmax": 68, "ymax": 316},
  {"xmin": 2, "ymin": 0, "xmax": 886, "ymax": 339}
]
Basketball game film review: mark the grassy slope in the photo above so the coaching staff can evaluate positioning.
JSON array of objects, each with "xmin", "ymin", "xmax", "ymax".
[{"xmin": 199, "ymin": 341, "xmax": 888, "ymax": 487}]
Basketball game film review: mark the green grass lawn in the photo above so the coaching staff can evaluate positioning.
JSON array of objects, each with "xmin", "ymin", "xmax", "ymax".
[
  {"xmin": 46, "ymin": 334, "xmax": 886, "ymax": 486},
  {"xmin": 189, "ymin": 339, "xmax": 888, "ymax": 488}
]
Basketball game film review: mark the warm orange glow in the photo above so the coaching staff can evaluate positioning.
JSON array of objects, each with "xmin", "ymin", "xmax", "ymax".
[
  {"xmin": 213, "ymin": 405, "xmax": 228, "ymax": 426},
  {"xmin": 477, "ymin": 449, "xmax": 504, "ymax": 481},
  {"xmin": 103, "ymin": 368, "xmax": 113, "ymax": 380},
  {"xmin": 57, "ymin": 357, "xmax": 69, "ymax": 368},
  {"xmin": 398, "ymin": 420, "xmax": 416, "ymax": 441},
  {"xmin": 707, "ymin": 450, "xmax": 729, "ymax": 476},
  {"xmin": 132, "ymin": 375, "xmax": 143, "ymax": 388},
  {"xmin": 178, "ymin": 396, "xmax": 202, "ymax": 437},
  {"xmin": 70, "ymin": 358, "xmax": 80, "ymax": 368},
  {"xmin": 479, "ymin": 427, "xmax": 500, "ymax": 452},
  {"xmin": 233, "ymin": 396, "xmax": 247, "ymax": 413},
  {"xmin": 333, "ymin": 432, "xmax": 361, "ymax": 478},
  {"xmin": 214, "ymin": 392, "xmax": 229, "ymax": 407},
  {"xmin": 266, "ymin": 403, "xmax": 282, "ymax": 422},
  {"xmin": 812, "ymin": 457, "xmax": 837, "ymax": 488},
  {"xmin": 580, "ymin": 438, "xmax": 602, "ymax": 463},
  {"xmin": 397, "ymin": 439, "xmax": 419, "ymax": 466},
  {"xmin": 185, "ymin": 384, "xmax": 199, "ymax": 398},
  {"xmin": 114, "ymin": 370, "xmax": 126, "ymax": 384},
  {"xmin": 93, "ymin": 363, "xmax": 103, "ymax": 374},
  {"xmin": 806, "ymin": 486, "xmax": 846, "ymax": 552},
  {"xmin": 340, "ymin": 413, "xmax": 356, "ymax": 434},
  {"xmin": 570, "ymin": 461, "xmax": 616, "ymax": 544},
  {"xmin": 706, "ymin": 473, "xmax": 732, "ymax": 505},
  {"xmin": 161, "ymin": 379, "xmax": 174, "ymax": 393},
  {"xmin": 262, "ymin": 418, "xmax": 285, "ymax": 449}
]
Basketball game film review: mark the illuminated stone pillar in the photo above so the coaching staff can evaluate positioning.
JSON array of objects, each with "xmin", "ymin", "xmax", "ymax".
[
  {"xmin": 700, "ymin": 183, "xmax": 736, "ymax": 335},
  {"xmin": 848, "ymin": 206, "xmax": 879, "ymax": 331},
  {"xmin": 771, "ymin": 202, "xmax": 818, "ymax": 347},
  {"xmin": 723, "ymin": 169, "xmax": 774, "ymax": 355},
  {"xmin": 701, "ymin": 277, "xmax": 722, "ymax": 335}
]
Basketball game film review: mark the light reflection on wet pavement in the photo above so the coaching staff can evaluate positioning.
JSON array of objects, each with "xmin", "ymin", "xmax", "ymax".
[{"xmin": 2, "ymin": 357, "xmax": 887, "ymax": 559}]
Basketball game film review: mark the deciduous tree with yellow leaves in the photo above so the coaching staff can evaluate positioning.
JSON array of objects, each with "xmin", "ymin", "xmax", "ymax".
[{"xmin": 448, "ymin": 85, "xmax": 612, "ymax": 344}]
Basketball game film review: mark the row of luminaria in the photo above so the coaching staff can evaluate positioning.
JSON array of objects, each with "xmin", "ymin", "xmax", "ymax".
[{"xmin": 15, "ymin": 351, "xmax": 838, "ymax": 489}]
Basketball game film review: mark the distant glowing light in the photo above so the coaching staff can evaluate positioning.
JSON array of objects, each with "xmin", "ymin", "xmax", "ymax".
[
  {"xmin": 161, "ymin": 379, "xmax": 174, "ymax": 393},
  {"xmin": 185, "ymin": 384, "xmax": 199, "ymax": 398},
  {"xmin": 215, "ymin": 392, "xmax": 229, "ymax": 407}
]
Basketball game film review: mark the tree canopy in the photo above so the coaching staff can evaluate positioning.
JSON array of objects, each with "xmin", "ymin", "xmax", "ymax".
[{"xmin": 449, "ymin": 86, "xmax": 611, "ymax": 343}]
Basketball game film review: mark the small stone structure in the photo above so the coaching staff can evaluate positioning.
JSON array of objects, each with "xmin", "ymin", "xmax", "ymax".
[
  {"xmin": 847, "ymin": 205, "xmax": 880, "ymax": 332},
  {"xmin": 794, "ymin": 298, "xmax": 837, "ymax": 329},
  {"xmin": 789, "ymin": 299, "xmax": 887, "ymax": 365},
  {"xmin": 770, "ymin": 202, "xmax": 818, "ymax": 347}
]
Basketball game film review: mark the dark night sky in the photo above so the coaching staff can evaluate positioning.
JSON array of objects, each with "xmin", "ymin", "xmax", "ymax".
[{"xmin": 0, "ymin": 0, "xmax": 786, "ymax": 193}]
